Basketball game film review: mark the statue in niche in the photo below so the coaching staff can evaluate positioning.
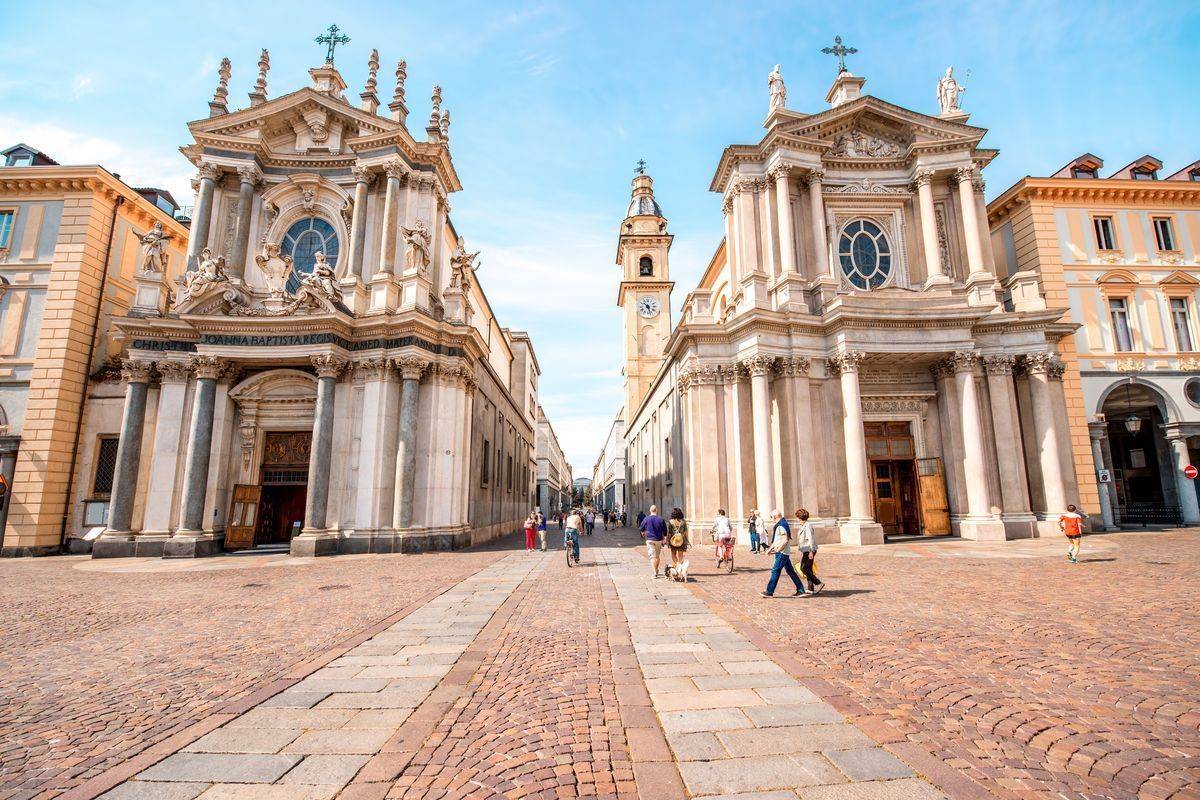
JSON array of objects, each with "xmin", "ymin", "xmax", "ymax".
[
  {"xmin": 139, "ymin": 221, "xmax": 173, "ymax": 273},
  {"xmin": 401, "ymin": 220, "xmax": 432, "ymax": 274},
  {"xmin": 768, "ymin": 64, "xmax": 787, "ymax": 111},
  {"xmin": 449, "ymin": 236, "xmax": 480, "ymax": 289},
  {"xmin": 937, "ymin": 66, "xmax": 966, "ymax": 115},
  {"xmin": 254, "ymin": 240, "xmax": 294, "ymax": 297},
  {"xmin": 181, "ymin": 248, "xmax": 228, "ymax": 299}
]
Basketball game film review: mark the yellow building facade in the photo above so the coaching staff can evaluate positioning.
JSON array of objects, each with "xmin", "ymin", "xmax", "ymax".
[
  {"xmin": 0, "ymin": 149, "xmax": 188, "ymax": 556},
  {"xmin": 989, "ymin": 155, "xmax": 1200, "ymax": 528}
]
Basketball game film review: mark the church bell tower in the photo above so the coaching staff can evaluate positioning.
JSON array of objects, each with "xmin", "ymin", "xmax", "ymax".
[{"xmin": 617, "ymin": 164, "xmax": 673, "ymax": 421}]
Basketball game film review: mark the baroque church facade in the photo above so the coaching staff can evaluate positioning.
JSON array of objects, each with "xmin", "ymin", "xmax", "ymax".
[
  {"xmin": 84, "ymin": 43, "xmax": 542, "ymax": 557},
  {"xmin": 620, "ymin": 58, "xmax": 1088, "ymax": 545}
]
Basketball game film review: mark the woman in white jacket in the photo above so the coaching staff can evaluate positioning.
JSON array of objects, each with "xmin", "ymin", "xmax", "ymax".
[{"xmin": 794, "ymin": 508, "xmax": 825, "ymax": 595}]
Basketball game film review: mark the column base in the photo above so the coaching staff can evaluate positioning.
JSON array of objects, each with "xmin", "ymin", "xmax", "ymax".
[
  {"xmin": 332, "ymin": 526, "xmax": 472, "ymax": 554},
  {"xmin": 92, "ymin": 533, "xmax": 170, "ymax": 559},
  {"xmin": 291, "ymin": 529, "xmax": 339, "ymax": 557},
  {"xmin": 162, "ymin": 531, "xmax": 222, "ymax": 559},
  {"xmin": 1001, "ymin": 515, "xmax": 1038, "ymax": 540},
  {"xmin": 964, "ymin": 271, "xmax": 1000, "ymax": 307},
  {"xmin": 838, "ymin": 519, "xmax": 885, "ymax": 546},
  {"xmin": 957, "ymin": 517, "xmax": 1009, "ymax": 541},
  {"xmin": 922, "ymin": 273, "xmax": 954, "ymax": 292},
  {"xmin": 810, "ymin": 519, "xmax": 840, "ymax": 546}
]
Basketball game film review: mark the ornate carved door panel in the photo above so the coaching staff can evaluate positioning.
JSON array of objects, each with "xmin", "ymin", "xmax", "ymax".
[{"xmin": 226, "ymin": 484, "xmax": 262, "ymax": 550}]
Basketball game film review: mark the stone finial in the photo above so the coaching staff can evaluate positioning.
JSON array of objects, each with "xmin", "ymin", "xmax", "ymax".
[
  {"xmin": 209, "ymin": 57, "xmax": 232, "ymax": 117},
  {"xmin": 427, "ymin": 85, "xmax": 442, "ymax": 142},
  {"xmin": 249, "ymin": 49, "xmax": 270, "ymax": 106},
  {"xmin": 439, "ymin": 109, "xmax": 450, "ymax": 143},
  {"xmin": 361, "ymin": 48, "xmax": 380, "ymax": 114},
  {"xmin": 389, "ymin": 60, "xmax": 409, "ymax": 124}
]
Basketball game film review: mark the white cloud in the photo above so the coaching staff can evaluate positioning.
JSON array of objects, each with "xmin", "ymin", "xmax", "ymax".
[{"xmin": 71, "ymin": 73, "xmax": 96, "ymax": 99}]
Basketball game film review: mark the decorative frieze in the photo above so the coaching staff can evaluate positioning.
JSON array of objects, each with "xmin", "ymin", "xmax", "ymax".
[
  {"xmin": 861, "ymin": 396, "xmax": 927, "ymax": 416},
  {"xmin": 825, "ymin": 178, "xmax": 908, "ymax": 195},
  {"xmin": 1116, "ymin": 356, "xmax": 1146, "ymax": 373}
]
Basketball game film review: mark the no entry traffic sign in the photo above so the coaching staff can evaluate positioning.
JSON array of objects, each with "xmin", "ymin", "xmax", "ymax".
[{"xmin": 1186, "ymin": 465, "xmax": 1198, "ymax": 480}]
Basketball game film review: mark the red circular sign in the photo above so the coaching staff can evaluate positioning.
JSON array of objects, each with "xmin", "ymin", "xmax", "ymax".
[{"xmin": 1186, "ymin": 465, "xmax": 1198, "ymax": 480}]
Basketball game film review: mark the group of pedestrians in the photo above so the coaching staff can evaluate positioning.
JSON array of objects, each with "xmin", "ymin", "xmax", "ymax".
[{"xmin": 637, "ymin": 505, "xmax": 825, "ymax": 598}]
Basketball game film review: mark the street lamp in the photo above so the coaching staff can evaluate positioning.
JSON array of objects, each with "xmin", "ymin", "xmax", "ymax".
[{"xmin": 1123, "ymin": 378, "xmax": 1143, "ymax": 434}]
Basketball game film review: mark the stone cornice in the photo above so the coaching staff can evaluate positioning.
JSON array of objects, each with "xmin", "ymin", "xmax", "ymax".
[
  {"xmin": 0, "ymin": 166, "xmax": 189, "ymax": 234},
  {"xmin": 988, "ymin": 176, "xmax": 1200, "ymax": 223}
]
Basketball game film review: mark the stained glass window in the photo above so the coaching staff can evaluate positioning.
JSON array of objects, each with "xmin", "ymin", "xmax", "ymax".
[
  {"xmin": 282, "ymin": 217, "xmax": 339, "ymax": 292},
  {"xmin": 838, "ymin": 220, "xmax": 892, "ymax": 290}
]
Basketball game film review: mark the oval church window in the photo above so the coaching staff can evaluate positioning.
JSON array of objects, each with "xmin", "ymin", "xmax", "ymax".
[
  {"xmin": 838, "ymin": 220, "xmax": 892, "ymax": 290},
  {"xmin": 282, "ymin": 217, "xmax": 340, "ymax": 292}
]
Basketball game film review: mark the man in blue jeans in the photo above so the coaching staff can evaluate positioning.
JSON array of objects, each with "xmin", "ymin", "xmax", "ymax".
[
  {"xmin": 761, "ymin": 509, "xmax": 805, "ymax": 597},
  {"xmin": 564, "ymin": 508, "xmax": 583, "ymax": 563}
]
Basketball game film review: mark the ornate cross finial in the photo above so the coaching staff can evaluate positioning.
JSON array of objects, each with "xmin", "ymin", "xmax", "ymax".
[
  {"xmin": 365, "ymin": 48, "xmax": 379, "ymax": 93},
  {"xmin": 315, "ymin": 24, "xmax": 350, "ymax": 65},
  {"xmin": 248, "ymin": 49, "xmax": 269, "ymax": 105},
  {"xmin": 427, "ymin": 85, "xmax": 443, "ymax": 141},
  {"xmin": 393, "ymin": 60, "xmax": 407, "ymax": 103},
  {"xmin": 635, "ymin": 159, "xmax": 646, "ymax": 175},
  {"xmin": 821, "ymin": 35, "xmax": 858, "ymax": 73}
]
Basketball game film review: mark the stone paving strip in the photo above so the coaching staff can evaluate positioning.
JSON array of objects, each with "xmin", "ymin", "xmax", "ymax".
[
  {"xmin": 605, "ymin": 546, "xmax": 948, "ymax": 800},
  {"xmin": 97, "ymin": 553, "xmax": 544, "ymax": 800}
]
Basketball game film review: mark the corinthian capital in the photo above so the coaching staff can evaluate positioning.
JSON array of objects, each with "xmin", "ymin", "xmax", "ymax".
[
  {"xmin": 802, "ymin": 168, "xmax": 826, "ymax": 187},
  {"xmin": 827, "ymin": 351, "xmax": 866, "ymax": 375},
  {"xmin": 236, "ymin": 164, "xmax": 263, "ymax": 187},
  {"xmin": 393, "ymin": 355, "xmax": 430, "ymax": 380},
  {"xmin": 382, "ymin": 157, "xmax": 406, "ymax": 181},
  {"xmin": 912, "ymin": 168, "xmax": 935, "ymax": 189},
  {"xmin": 982, "ymin": 354, "xmax": 1015, "ymax": 375},
  {"xmin": 742, "ymin": 354, "xmax": 777, "ymax": 377},
  {"xmin": 768, "ymin": 164, "xmax": 792, "ymax": 182},
  {"xmin": 1020, "ymin": 351, "xmax": 1054, "ymax": 375},
  {"xmin": 189, "ymin": 355, "xmax": 226, "ymax": 380},
  {"xmin": 951, "ymin": 350, "xmax": 981, "ymax": 373},
  {"xmin": 311, "ymin": 354, "xmax": 349, "ymax": 379},
  {"xmin": 196, "ymin": 162, "xmax": 223, "ymax": 182},
  {"xmin": 156, "ymin": 360, "xmax": 193, "ymax": 383},
  {"xmin": 351, "ymin": 164, "xmax": 375, "ymax": 184},
  {"xmin": 120, "ymin": 359, "xmax": 155, "ymax": 384},
  {"xmin": 953, "ymin": 165, "xmax": 976, "ymax": 184}
]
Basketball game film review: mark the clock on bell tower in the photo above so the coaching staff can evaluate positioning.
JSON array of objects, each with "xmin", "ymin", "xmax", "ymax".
[{"xmin": 616, "ymin": 162, "xmax": 674, "ymax": 422}]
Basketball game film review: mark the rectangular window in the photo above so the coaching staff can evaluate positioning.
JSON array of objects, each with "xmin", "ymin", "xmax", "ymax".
[
  {"xmin": 1109, "ymin": 297, "xmax": 1134, "ymax": 352},
  {"xmin": 481, "ymin": 438, "xmax": 490, "ymax": 486},
  {"xmin": 1171, "ymin": 298, "xmax": 1194, "ymax": 352},
  {"xmin": 1093, "ymin": 216, "xmax": 1117, "ymax": 251},
  {"xmin": 664, "ymin": 436, "xmax": 672, "ymax": 485},
  {"xmin": 92, "ymin": 436, "xmax": 120, "ymax": 496},
  {"xmin": 1153, "ymin": 217, "xmax": 1177, "ymax": 251},
  {"xmin": 0, "ymin": 210, "xmax": 14, "ymax": 249},
  {"xmin": 507, "ymin": 455, "xmax": 513, "ymax": 493}
]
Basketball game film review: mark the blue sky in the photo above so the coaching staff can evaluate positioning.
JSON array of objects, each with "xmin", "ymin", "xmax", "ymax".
[{"xmin": 2, "ymin": 1, "xmax": 1198, "ymax": 475}]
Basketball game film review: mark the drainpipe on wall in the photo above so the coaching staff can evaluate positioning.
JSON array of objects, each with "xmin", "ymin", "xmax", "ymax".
[{"xmin": 58, "ymin": 193, "xmax": 125, "ymax": 551}]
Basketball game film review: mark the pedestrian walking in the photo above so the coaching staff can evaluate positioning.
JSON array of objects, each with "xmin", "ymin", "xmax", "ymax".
[
  {"xmin": 795, "ymin": 508, "xmax": 824, "ymax": 594},
  {"xmin": 585, "ymin": 509, "xmax": 596, "ymax": 536},
  {"xmin": 1060, "ymin": 503, "xmax": 1084, "ymax": 563},
  {"xmin": 747, "ymin": 510, "xmax": 761, "ymax": 552},
  {"xmin": 637, "ymin": 510, "xmax": 646, "ymax": 528},
  {"xmin": 761, "ymin": 509, "xmax": 805, "ymax": 597},
  {"xmin": 639, "ymin": 504, "xmax": 667, "ymax": 578},
  {"xmin": 537, "ymin": 510, "xmax": 548, "ymax": 551},
  {"xmin": 666, "ymin": 507, "xmax": 689, "ymax": 578},
  {"xmin": 620, "ymin": 511, "xmax": 627, "ymax": 527},
  {"xmin": 523, "ymin": 512, "xmax": 537, "ymax": 552}
]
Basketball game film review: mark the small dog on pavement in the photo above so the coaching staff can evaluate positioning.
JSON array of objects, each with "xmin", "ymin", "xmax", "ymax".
[{"xmin": 664, "ymin": 560, "xmax": 690, "ymax": 582}]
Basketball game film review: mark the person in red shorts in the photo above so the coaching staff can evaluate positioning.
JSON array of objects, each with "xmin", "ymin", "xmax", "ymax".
[{"xmin": 1059, "ymin": 504, "xmax": 1084, "ymax": 563}]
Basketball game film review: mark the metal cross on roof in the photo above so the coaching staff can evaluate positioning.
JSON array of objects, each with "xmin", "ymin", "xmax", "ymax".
[
  {"xmin": 821, "ymin": 35, "xmax": 858, "ymax": 73},
  {"xmin": 635, "ymin": 159, "xmax": 646, "ymax": 175},
  {"xmin": 316, "ymin": 24, "xmax": 351, "ymax": 65}
]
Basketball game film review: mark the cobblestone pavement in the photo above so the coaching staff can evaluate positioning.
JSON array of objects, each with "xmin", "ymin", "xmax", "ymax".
[
  {"xmin": 0, "ymin": 546, "xmax": 507, "ymax": 800},
  {"xmin": 684, "ymin": 528, "xmax": 1200, "ymax": 800}
]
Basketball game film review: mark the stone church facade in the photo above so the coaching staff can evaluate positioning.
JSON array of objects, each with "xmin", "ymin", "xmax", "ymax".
[
  {"xmin": 620, "ymin": 62, "xmax": 1087, "ymax": 545},
  {"xmin": 80, "ymin": 46, "xmax": 542, "ymax": 557}
]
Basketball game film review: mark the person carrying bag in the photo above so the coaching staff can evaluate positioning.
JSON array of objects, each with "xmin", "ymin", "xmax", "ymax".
[{"xmin": 794, "ymin": 508, "xmax": 824, "ymax": 595}]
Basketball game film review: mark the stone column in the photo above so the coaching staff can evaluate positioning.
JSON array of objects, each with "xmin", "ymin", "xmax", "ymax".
[
  {"xmin": 1024, "ymin": 353, "xmax": 1068, "ymax": 522},
  {"xmin": 914, "ymin": 169, "xmax": 946, "ymax": 284},
  {"xmin": 392, "ymin": 355, "xmax": 429, "ymax": 530},
  {"xmin": 722, "ymin": 196, "xmax": 737, "ymax": 279},
  {"xmin": 952, "ymin": 353, "xmax": 1005, "ymax": 540},
  {"xmin": 303, "ymin": 355, "xmax": 348, "ymax": 533},
  {"xmin": 140, "ymin": 361, "xmax": 193, "ymax": 540},
  {"xmin": 1165, "ymin": 430, "xmax": 1200, "ymax": 524},
  {"xmin": 378, "ymin": 158, "xmax": 405, "ymax": 275},
  {"xmin": 829, "ymin": 352, "xmax": 883, "ymax": 544},
  {"xmin": 771, "ymin": 166, "xmax": 796, "ymax": 275},
  {"xmin": 955, "ymin": 166, "xmax": 986, "ymax": 275},
  {"xmin": 1088, "ymin": 424, "xmax": 1117, "ymax": 530},
  {"xmin": 983, "ymin": 356, "xmax": 1033, "ymax": 518},
  {"xmin": 227, "ymin": 164, "xmax": 261, "ymax": 280},
  {"xmin": 348, "ymin": 165, "xmax": 373, "ymax": 278},
  {"xmin": 169, "ymin": 356, "xmax": 225, "ymax": 553},
  {"xmin": 184, "ymin": 163, "xmax": 222, "ymax": 268},
  {"xmin": 95, "ymin": 360, "xmax": 154, "ymax": 549},
  {"xmin": 353, "ymin": 358, "xmax": 398, "ymax": 539},
  {"xmin": 805, "ymin": 169, "xmax": 829, "ymax": 277},
  {"xmin": 782, "ymin": 357, "xmax": 818, "ymax": 516},
  {"xmin": 745, "ymin": 355, "xmax": 777, "ymax": 517}
]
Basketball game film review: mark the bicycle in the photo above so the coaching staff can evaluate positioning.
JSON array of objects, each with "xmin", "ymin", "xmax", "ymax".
[
  {"xmin": 714, "ymin": 535, "xmax": 734, "ymax": 573},
  {"xmin": 564, "ymin": 529, "xmax": 580, "ymax": 566}
]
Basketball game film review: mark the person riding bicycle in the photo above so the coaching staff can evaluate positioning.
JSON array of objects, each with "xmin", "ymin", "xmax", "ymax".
[
  {"xmin": 564, "ymin": 508, "xmax": 583, "ymax": 563},
  {"xmin": 711, "ymin": 508, "xmax": 734, "ymax": 565}
]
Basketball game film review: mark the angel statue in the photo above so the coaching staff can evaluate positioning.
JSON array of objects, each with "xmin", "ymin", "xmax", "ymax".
[
  {"xmin": 449, "ymin": 236, "xmax": 480, "ymax": 289},
  {"xmin": 937, "ymin": 66, "xmax": 966, "ymax": 115},
  {"xmin": 768, "ymin": 64, "xmax": 787, "ymax": 112},
  {"xmin": 254, "ymin": 240, "xmax": 294, "ymax": 296},
  {"xmin": 139, "ymin": 221, "xmax": 173, "ymax": 273},
  {"xmin": 401, "ymin": 220, "xmax": 432, "ymax": 273},
  {"xmin": 182, "ymin": 248, "xmax": 228, "ymax": 298}
]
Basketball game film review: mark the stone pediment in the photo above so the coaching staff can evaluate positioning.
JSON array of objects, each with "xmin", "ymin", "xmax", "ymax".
[{"xmin": 778, "ymin": 96, "xmax": 987, "ymax": 152}]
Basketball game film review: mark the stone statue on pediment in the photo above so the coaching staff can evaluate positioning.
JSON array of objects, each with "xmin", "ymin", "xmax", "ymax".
[
  {"xmin": 449, "ymin": 236, "xmax": 480, "ymax": 289},
  {"xmin": 297, "ymin": 251, "xmax": 341, "ymax": 304},
  {"xmin": 937, "ymin": 66, "xmax": 966, "ymax": 115},
  {"xmin": 139, "ymin": 222, "xmax": 172, "ymax": 273},
  {"xmin": 401, "ymin": 220, "xmax": 432, "ymax": 274},
  {"xmin": 254, "ymin": 240, "xmax": 293, "ymax": 297},
  {"xmin": 180, "ymin": 248, "xmax": 229, "ymax": 301},
  {"xmin": 768, "ymin": 64, "xmax": 787, "ymax": 112}
]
